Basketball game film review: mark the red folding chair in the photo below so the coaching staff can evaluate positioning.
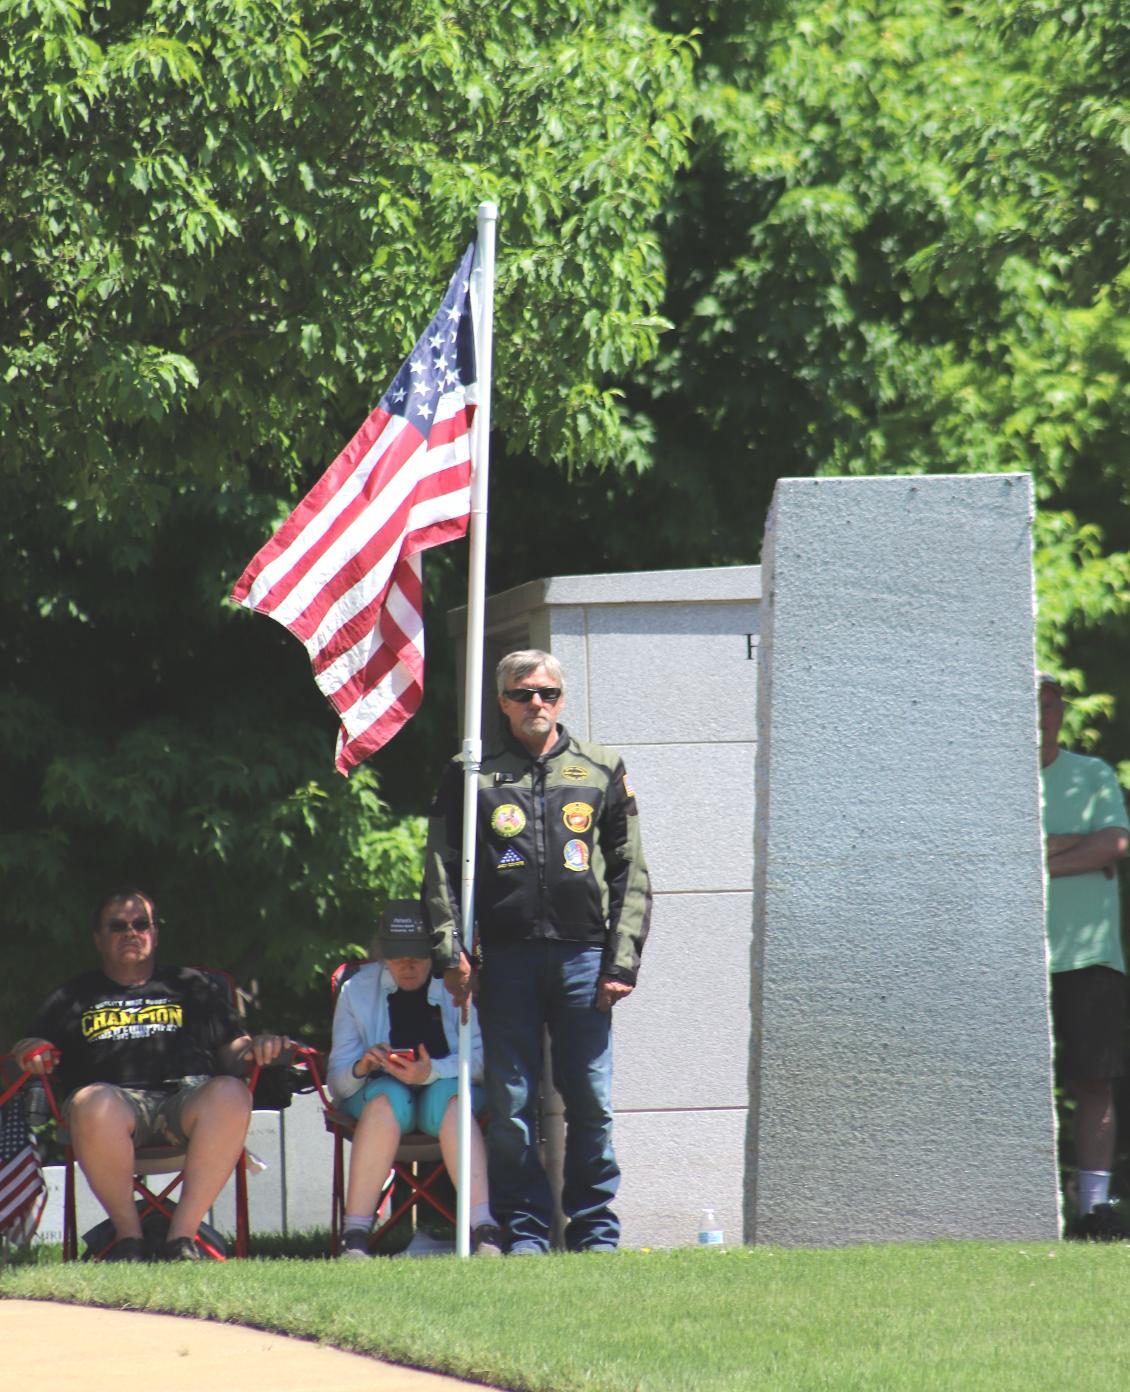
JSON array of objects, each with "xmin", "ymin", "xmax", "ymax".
[
  {"xmin": 28, "ymin": 967, "xmax": 262, "ymax": 1261},
  {"xmin": 312, "ymin": 959, "xmax": 457, "ymax": 1257}
]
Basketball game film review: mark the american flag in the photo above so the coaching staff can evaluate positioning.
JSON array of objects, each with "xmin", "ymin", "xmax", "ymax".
[
  {"xmin": 232, "ymin": 243, "xmax": 478, "ymax": 773},
  {"xmin": 0, "ymin": 1087, "xmax": 46, "ymax": 1246}
]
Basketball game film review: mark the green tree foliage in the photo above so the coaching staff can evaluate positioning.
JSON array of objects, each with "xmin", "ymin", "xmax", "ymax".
[
  {"xmin": 0, "ymin": 0, "xmax": 694, "ymax": 1031},
  {"xmin": 624, "ymin": 0, "xmax": 1130, "ymax": 758},
  {"xmin": 968, "ymin": 0, "xmax": 1130, "ymax": 753},
  {"xmin": 8, "ymin": 0, "xmax": 1130, "ymax": 1042}
]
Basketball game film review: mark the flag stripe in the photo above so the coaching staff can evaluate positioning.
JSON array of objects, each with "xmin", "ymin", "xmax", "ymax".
[
  {"xmin": 294, "ymin": 445, "xmax": 471, "ymax": 653},
  {"xmin": 243, "ymin": 393, "xmax": 470, "ymax": 641},
  {"xmin": 0, "ymin": 1158, "xmax": 40, "ymax": 1226},
  {"xmin": 321, "ymin": 555, "xmax": 426, "ymax": 711},
  {"xmin": 0, "ymin": 1087, "xmax": 46, "ymax": 1244},
  {"xmin": 335, "ymin": 559, "xmax": 426, "ymax": 768},
  {"xmin": 306, "ymin": 472, "xmax": 471, "ymax": 674},
  {"xmin": 338, "ymin": 663, "xmax": 424, "ymax": 769},
  {"xmin": 238, "ymin": 413, "xmax": 414, "ymax": 616}
]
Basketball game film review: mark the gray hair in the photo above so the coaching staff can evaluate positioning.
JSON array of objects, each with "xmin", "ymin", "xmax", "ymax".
[{"xmin": 496, "ymin": 649, "xmax": 565, "ymax": 695}]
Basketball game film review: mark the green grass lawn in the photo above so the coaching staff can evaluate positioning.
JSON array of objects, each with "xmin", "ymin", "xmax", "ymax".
[{"xmin": 5, "ymin": 1239, "xmax": 1130, "ymax": 1390}]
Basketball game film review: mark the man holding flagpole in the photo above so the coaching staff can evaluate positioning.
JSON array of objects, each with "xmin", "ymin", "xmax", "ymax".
[{"xmin": 426, "ymin": 649, "xmax": 652, "ymax": 1255}]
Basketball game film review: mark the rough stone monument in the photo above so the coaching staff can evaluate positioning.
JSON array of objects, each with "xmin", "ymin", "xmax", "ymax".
[{"xmin": 749, "ymin": 473, "xmax": 1060, "ymax": 1243}]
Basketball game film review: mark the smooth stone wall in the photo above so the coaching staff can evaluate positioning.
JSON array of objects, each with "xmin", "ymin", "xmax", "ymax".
[{"xmin": 451, "ymin": 566, "xmax": 762, "ymax": 1248}]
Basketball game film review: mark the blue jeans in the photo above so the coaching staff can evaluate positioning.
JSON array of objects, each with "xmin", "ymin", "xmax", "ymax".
[{"xmin": 477, "ymin": 941, "xmax": 619, "ymax": 1252}]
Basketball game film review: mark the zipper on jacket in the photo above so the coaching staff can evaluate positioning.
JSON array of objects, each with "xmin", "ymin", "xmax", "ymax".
[{"xmin": 533, "ymin": 757, "xmax": 548, "ymax": 908}]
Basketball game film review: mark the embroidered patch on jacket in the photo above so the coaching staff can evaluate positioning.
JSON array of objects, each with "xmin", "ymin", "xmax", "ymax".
[
  {"xmin": 497, "ymin": 847, "xmax": 526, "ymax": 870},
  {"xmin": 623, "ymin": 773, "xmax": 636, "ymax": 798},
  {"xmin": 490, "ymin": 804, "xmax": 526, "ymax": 837},
  {"xmin": 563, "ymin": 838, "xmax": 590, "ymax": 873},
  {"xmin": 562, "ymin": 801, "xmax": 594, "ymax": 833},
  {"xmin": 561, "ymin": 765, "xmax": 590, "ymax": 782}
]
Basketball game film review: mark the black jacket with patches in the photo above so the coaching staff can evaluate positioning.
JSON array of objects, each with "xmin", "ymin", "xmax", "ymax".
[{"xmin": 425, "ymin": 724, "xmax": 652, "ymax": 984}]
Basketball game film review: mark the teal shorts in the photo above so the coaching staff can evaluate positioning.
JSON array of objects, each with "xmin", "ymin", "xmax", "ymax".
[{"xmin": 340, "ymin": 1075, "xmax": 485, "ymax": 1135}]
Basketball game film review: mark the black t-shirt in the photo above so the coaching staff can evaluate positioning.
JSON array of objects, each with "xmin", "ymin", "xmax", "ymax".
[
  {"xmin": 386, "ymin": 982, "xmax": 450, "ymax": 1060},
  {"xmin": 29, "ymin": 965, "xmax": 245, "ymax": 1099}
]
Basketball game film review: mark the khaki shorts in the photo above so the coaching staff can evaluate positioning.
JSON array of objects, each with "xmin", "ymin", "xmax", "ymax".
[{"xmin": 63, "ymin": 1078, "xmax": 212, "ymax": 1147}]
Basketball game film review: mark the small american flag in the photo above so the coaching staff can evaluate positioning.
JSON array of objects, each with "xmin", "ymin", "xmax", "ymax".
[
  {"xmin": 0, "ymin": 1088, "xmax": 46, "ymax": 1246},
  {"xmin": 232, "ymin": 243, "xmax": 478, "ymax": 773}
]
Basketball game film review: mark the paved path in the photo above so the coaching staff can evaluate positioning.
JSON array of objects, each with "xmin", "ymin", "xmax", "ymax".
[{"xmin": 1, "ymin": 1299, "xmax": 487, "ymax": 1392}]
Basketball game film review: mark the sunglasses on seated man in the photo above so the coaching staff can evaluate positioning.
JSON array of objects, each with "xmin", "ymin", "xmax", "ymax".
[
  {"xmin": 502, "ymin": 686, "xmax": 562, "ymax": 704},
  {"xmin": 104, "ymin": 916, "xmax": 155, "ymax": 934}
]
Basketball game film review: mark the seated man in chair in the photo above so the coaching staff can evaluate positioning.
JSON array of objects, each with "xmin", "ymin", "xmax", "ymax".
[
  {"xmin": 9, "ymin": 886, "xmax": 288, "ymax": 1261},
  {"xmin": 327, "ymin": 900, "xmax": 501, "ymax": 1256}
]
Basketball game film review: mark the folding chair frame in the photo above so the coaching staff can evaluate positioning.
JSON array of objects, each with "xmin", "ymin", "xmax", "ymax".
[
  {"xmin": 16, "ymin": 963, "xmax": 264, "ymax": 1263},
  {"xmin": 316, "ymin": 961, "xmax": 461, "ymax": 1257},
  {"xmin": 39, "ymin": 1059, "xmax": 260, "ymax": 1262},
  {"xmin": 324, "ymin": 1107, "xmax": 454, "ymax": 1257}
]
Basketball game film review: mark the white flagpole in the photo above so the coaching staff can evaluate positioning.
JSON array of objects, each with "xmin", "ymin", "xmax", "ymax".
[{"xmin": 456, "ymin": 201, "xmax": 497, "ymax": 1258}]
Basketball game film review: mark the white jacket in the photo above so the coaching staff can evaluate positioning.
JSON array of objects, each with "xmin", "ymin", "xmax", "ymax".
[{"xmin": 327, "ymin": 962, "xmax": 483, "ymax": 1102}]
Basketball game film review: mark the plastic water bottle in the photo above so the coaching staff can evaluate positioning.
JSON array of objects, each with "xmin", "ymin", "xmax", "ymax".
[{"xmin": 697, "ymin": 1207, "xmax": 724, "ymax": 1247}]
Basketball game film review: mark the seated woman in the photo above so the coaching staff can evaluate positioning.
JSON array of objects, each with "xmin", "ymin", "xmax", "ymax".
[{"xmin": 327, "ymin": 900, "xmax": 500, "ymax": 1256}]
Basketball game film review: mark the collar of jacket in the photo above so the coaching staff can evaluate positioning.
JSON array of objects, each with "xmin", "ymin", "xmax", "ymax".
[{"xmin": 501, "ymin": 723, "xmax": 571, "ymax": 764}]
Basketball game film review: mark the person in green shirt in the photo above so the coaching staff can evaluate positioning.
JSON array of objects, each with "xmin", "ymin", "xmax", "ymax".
[{"xmin": 1041, "ymin": 674, "xmax": 1130, "ymax": 1237}]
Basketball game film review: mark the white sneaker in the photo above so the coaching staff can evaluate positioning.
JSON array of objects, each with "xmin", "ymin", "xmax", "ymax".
[{"xmin": 393, "ymin": 1229, "xmax": 455, "ymax": 1259}]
